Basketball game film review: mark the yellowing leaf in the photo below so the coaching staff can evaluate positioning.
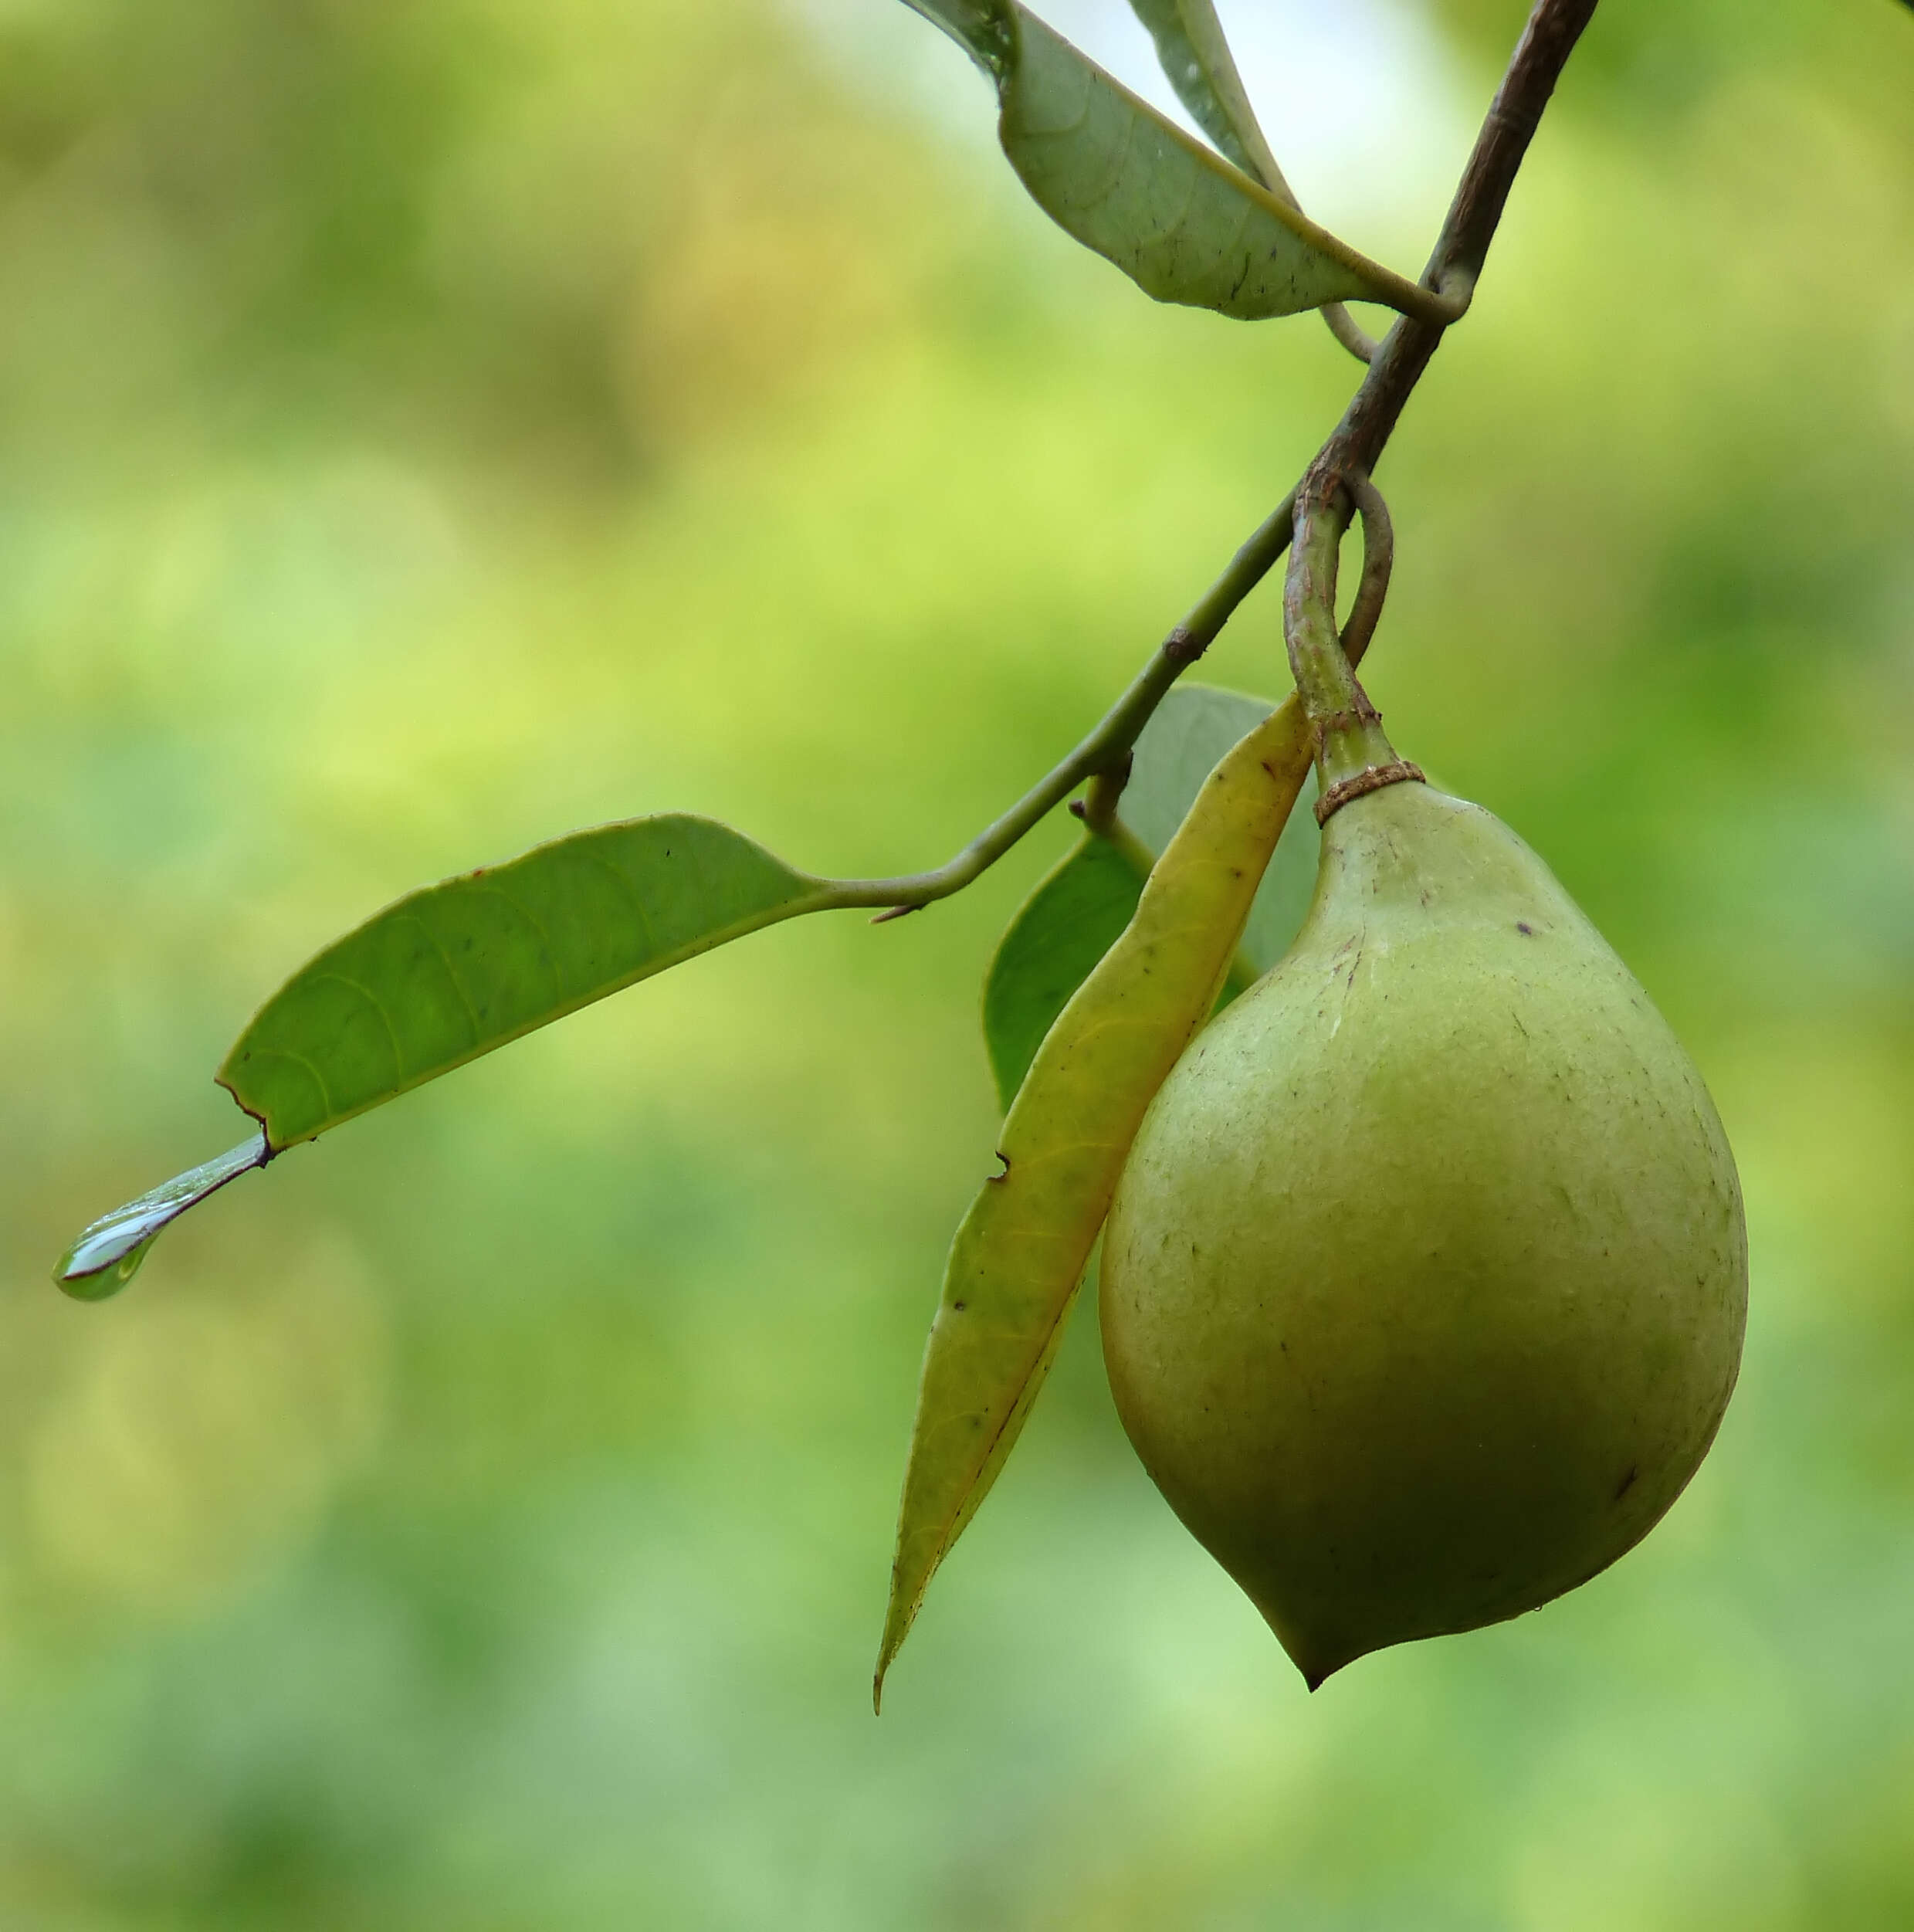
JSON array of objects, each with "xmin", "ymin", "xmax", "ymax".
[
  {"xmin": 876, "ymin": 694, "xmax": 1316, "ymax": 1706},
  {"xmin": 981, "ymin": 684, "xmax": 1322, "ymax": 1110}
]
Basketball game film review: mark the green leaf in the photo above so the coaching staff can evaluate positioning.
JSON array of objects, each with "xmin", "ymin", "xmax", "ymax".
[
  {"xmin": 1125, "ymin": 0, "xmax": 1256, "ymax": 175},
  {"xmin": 982, "ymin": 834, "xmax": 1143, "ymax": 1112},
  {"xmin": 981, "ymin": 683, "xmax": 1319, "ymax": 1110},
  {"xmin": 54, "ymin": 1131, "xmax": 269, "ymax": 1300},
  {"xmin": 58, "ymin": 815, "xmax": 848, "ymax": 1291},
  {"xmin": 220, "ymin": 815, "xmax": 832, "ymax": 1149},
  {"xmin": 901, "ymin": 2, "xmax": 1445, "ymax": 323},
  {"xmin": 899, "ymin": 0, "xmax": 1013, "ymax": 74},
  {"xmin": 876, "ymin": 698, "xmax": 1316, "ymax": 1707}
]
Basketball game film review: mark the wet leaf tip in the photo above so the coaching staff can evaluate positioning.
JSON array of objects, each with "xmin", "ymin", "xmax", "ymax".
[{"xmin": 53, "ymin": 1129, "xmax": 269, "ymax": 1300}]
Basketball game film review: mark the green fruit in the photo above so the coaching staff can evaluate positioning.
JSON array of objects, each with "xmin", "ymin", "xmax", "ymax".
[{"xmin": 1099, "ymin": 775, "xmax": 1747, "ymax": 1687}]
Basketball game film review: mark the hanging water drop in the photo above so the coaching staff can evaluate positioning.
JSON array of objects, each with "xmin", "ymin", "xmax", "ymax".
[{"xmin": 53, "ymin": 1130, "xmax": 270, "ymax": 1302}]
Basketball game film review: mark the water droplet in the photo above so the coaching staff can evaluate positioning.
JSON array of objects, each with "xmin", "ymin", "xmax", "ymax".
[
  {"xmin": 57, "ymin": 1232, "xmax": 156, "ymax": 1302},
  {"xmin": 52, "ymin": 1128, "xmax": 269, "ymax": 1303}
]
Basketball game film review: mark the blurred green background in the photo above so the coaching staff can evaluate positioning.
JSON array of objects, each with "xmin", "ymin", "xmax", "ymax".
[{"xmin": 2, "ymin": 1, "xmax": 1912, "ymax": 1925}]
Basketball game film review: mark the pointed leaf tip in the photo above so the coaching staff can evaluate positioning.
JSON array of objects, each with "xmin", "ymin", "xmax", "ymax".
[{"xmin": 55, "ymin": 1130, "xmax": 269, "ymax": 1300}]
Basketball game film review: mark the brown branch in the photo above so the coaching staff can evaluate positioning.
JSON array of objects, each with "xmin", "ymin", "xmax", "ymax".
[{"xmin": 1311, "ymin": 0, "xmax": 1602, "ymax": 490}]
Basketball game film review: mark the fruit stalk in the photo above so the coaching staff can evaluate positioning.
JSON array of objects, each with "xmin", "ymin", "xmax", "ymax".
[{"xmin": 1282, "ymin": 475, "xmax": 1424, "ymax": 819}]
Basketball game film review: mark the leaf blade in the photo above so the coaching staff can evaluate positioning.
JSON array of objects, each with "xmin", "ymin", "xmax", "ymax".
[
  {"xmin": 876, "ymin": 695, "xmax": 1316, "ymax": 1706},
  {"xmin": 998, "ymin": 8, "xmax": 1444, "ymax": 323},
  {"xmin": 1125, "ymin": 0, "xmax": 1256, "ymax": 176},
  {"xmin": 899, "ymin": 0, "xmax": 1013, "ymax": 73},
  {"xmin": 982, "ymin": 832, "xmax": 1146, "ymax": 1111},
  {"xmin": 981, "ymin": 683, "xmax": 1319, "ymax": 1113},
  {"xmin": 220, "ymin": 815, "xmax": 832, "ymax": 1148},
  {"xmin": 1124, "ymin": 683, "xmax": 1321, "ymax": 974},
  {"xmin": 896, "ymin": 0, "xmax": 1442, "ymax": 322}
]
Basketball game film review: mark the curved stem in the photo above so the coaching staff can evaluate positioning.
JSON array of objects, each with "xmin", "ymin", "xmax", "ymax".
[
  {"xmin": 1319, "ymin": 303, "xmax": 1378, "ymax": 364},
  {"xmin": 1337, "ymin": 472, "xmax": 1394, "ymax": 666},
  {"xmin": 1286, "ymin": 478, "xmax": 1427, "ymax": 822},
  {"xmin": 1283, "ymin": 482, "xmax": 1366, "ymax": 727}
]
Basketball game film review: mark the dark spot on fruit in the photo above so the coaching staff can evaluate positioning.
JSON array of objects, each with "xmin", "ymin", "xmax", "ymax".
[
  {"xmin": 1613, "ymin": 1464, "xmax": 1638, "ymax": 1501},
  {"xmin": 1516, "ymin": 921, "xmax": 1533, "ymax": 936},
  {"xmin": 953, "ymin": 1300, "xmax": 967, "ymax": 1313}
]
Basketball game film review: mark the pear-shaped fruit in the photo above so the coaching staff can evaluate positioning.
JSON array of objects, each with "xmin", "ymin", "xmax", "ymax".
[{"xmin": 1100, "ymin": 775, "xmax": 1746, "ymax": 1687}]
